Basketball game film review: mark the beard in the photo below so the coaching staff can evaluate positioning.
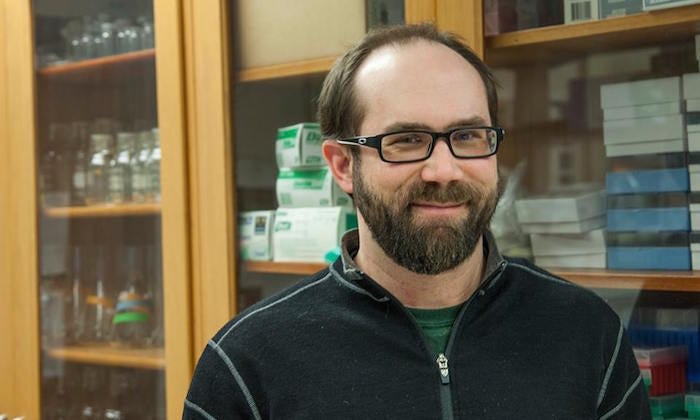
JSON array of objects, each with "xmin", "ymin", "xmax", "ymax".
[{"xmin": 353, "ymin": 160, "xmax": 499, "ymax": 275}]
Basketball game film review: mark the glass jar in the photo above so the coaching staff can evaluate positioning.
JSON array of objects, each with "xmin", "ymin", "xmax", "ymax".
[{"xmin": 86, "ymin": 133, "xmax": 113, "ymax": 205}]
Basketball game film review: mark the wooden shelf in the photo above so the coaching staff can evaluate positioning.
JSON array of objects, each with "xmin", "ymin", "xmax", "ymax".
[
  {"xmin": 237, "ymin": 56, "xmax": 336, "ymax": 82},
  {"xmin": 485, "ymin": 5, "xmax": 700, "ymax": 67},
  {"xmin": 46, "ymin": 344, "xmax": 165, "ymax": 370},
  {"xmin": 245, "ymin": 261, "xmax": 700, "ymax": 292},
  {"xmin": 37, "ymin": 49, "xmax": 155, "ymax": 82},
  {"xmin": 244, "ymin": 260, "xmax": 326, "ymax": 275},
  {"xmin": 43, "ymin": 203, "xmax": 161, "ymax": 218}
]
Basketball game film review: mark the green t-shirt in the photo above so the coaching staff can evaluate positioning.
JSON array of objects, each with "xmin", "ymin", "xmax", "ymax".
[{"xmin": 407, "ymin": 303, "xmax": 463, "ymax": 356}]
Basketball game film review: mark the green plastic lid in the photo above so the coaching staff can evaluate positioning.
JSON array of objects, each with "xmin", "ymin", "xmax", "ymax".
[{"xmin": 113, "ymin": 312, "xmax": 150, "ymax": 325}]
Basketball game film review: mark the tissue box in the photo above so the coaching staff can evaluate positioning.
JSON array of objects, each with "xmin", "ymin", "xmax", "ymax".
[
  {"xmin": 601, "ymin": 77, "xmax": 681, "ymax": 109},
  {"xmin": 606, "ymin": 192, "xmax": 690, "ymax": 232},
  {"xmin": 607, "ymin": 231, "xmax": 691, "ymax": 270},
  {"xmin": 606, "ymin": 153, "xmax": 689, "ymax": 194}
]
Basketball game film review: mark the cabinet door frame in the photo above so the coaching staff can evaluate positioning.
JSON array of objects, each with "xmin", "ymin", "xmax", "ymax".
[{"xmin": 1, "ymin": 1, "xmax": 196, "ymax": 418}]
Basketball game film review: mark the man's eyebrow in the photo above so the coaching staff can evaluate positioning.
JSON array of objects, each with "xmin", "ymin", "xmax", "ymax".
[{"xmin": 381, "ymin": 117, "xmax": 490, "ymax": 133}]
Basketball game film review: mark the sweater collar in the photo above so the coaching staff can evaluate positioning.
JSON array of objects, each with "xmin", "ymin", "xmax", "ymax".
[{"xmin": 336, "ymin": 228, "xmax": 506, "ymax": 294}]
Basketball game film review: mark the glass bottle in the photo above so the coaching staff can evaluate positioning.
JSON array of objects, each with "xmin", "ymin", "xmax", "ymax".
[
  {"xmin": 113, "ymin": 246, "xmax": 152, "ymax": 348},
  {"xmin": 147, "ymin": 128, "xmax": 161, "ymax": 202},
  {"xmin": 41, "ymin": 124, "xmax": 71, "ymax": 207},
  {"xmin": 69, "ymin": 246, "xmax": 85, "ymax": 342},
  {"xmin": 108, "ymin": 133, "xmax": 135, "ymax": 203},
  {"xmin": 71, "ymin": 121, "xmax": 91, "ymax": 205},
  {"xmin": 82, "ymin": 247, "xmax": 110, "ymax": 343},
  {"xmin": 79, "ymin": 17, "xmax": 96, "ymax": 60},
  {"xmin": 138, "ymin": 16, "xmax": 155, "ymax": 49},
  {"xmin": 131, "ymin": 130, "xmax": 153, "ymax": 202},
  {"xmin": 94, "ymin": 20, "xmax": 115, "ymax": 57},
  {"xmin": 86, "ymin": 133, "xmax": 112, "ymax": 205}
]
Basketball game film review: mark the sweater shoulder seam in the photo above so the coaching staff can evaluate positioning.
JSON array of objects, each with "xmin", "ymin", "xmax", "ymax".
[{"xmin": 216, "ymin": 272, "xmax": 331, "ymax": 345}]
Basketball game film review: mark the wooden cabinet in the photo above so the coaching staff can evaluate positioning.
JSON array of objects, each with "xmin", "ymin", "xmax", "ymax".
[
  {"xmin": 3, "ymin": 0, "xmax": 700, "ymax": 418},
  {"xmin": 0, "ymin": 0, "xmax": 192, "ymax": 418}
]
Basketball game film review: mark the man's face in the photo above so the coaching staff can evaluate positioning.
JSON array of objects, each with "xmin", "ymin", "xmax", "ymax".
[{"xmin": 351, "ymin": 41, "xmax": 500, "ymax": 275}]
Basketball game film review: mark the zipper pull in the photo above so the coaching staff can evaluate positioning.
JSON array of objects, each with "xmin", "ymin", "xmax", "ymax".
[{"xmin": 437, "ymin": 353, "xmax": 450, "ymax": 385}]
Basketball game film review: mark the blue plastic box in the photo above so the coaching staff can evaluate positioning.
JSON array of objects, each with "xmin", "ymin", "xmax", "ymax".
[
  {"xmin": 628, "ymin": 326, "xmax": 700, "ymax": 383},
  {"xmin": 606, "ymin": 168, "xmax": 689, "ymax": 194},
  {"xmin": 607, "ymin": 208, "xmax": 690, "ymax": 232}
]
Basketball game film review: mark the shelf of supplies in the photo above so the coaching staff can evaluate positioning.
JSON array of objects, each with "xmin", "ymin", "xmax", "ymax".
[
  {"xmin": 244, "ymin": 261, "xmax": 326, "ymax": 275},
  {"xmin": 237, "ymin": 56, "xmax": 337, "ymax": 82},
  {"xmin": 46, "ymin": 345, "xmax": 165, "ymax": 370},
  {"xmin": 244, "ymin": 261, "xmax": 700, "ymax": 292},
  {"xmin": 37, "ymin": 49, "xmax": 155, "ymax": 82},
  {"xmin": 485, "ymin": 5, "xmax": 700, "ymax": 67},
  {"xmin": 43, "ymin": 203, "xmax": 161, "ymax": 218},
  {"xmin": 554, "ymin": 269, "xmax": 700, "ymax": 292}
]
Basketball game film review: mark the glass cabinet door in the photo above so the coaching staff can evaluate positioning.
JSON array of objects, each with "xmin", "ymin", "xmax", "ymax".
[
  {"xmin": 32, "ymin": 1, "xmax": 165, "ymax": 418},
  {"xmin": 229, "ymin": 0, "xmax": 410, "ymax": 311}
]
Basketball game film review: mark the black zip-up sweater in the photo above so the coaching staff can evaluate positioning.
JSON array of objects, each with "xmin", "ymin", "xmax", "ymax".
[{"xmin": 184, "ymin": 230, "xmax": 649, "ymax": 419}]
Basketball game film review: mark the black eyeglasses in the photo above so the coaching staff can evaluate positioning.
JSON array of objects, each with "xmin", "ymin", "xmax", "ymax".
[{"xmin": 337, "ymin": 126, "xmax": 505, "ymax": 163}]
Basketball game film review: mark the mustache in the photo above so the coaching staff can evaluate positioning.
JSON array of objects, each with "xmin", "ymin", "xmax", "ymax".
[{"xmin": 403, "ymin": 181, "xmax": 482, "ymax": 204}]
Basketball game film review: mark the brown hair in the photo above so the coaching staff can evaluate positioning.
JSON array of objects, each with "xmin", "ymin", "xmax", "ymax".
[{"xmin": 317, "ymin": 23, "xmax": 499, "ymax": 144}]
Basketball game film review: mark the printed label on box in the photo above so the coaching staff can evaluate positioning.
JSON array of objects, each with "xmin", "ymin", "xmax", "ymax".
[{"xmin": 275, "ymin": 123, "xmax": 324, "ymax": 169}]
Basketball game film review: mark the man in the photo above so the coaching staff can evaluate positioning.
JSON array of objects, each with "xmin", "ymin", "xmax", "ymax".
[{"xmin": 184, "ymin": 24, "xmax": 649, "ymax": 419}]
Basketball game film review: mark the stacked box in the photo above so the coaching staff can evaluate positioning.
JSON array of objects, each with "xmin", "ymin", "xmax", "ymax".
[
  {"xmin": 272, "ymin": 207, "xmax": 357, "ymax": 263},
  {"xmin": 649, "ymin": 394, "xmax": 686, "ymax": 418},
  {"xmin": 601, "ymin": 77, "xmax": 691, "ymax": 270},
  {"xmin": 239, "ymin": 210, "xmax": 275, "ymax": 261},
  {"xmin": 515, "ymin": 190, "xmax": 606, "ymax": 268},
  {"xmin": 687, "ymin": 393, "xmax": 700, "ymax": 418},
  {"xmin": 276, "ymin": 167, "xmax": 352, "ymax": 208},
  {"xmin": 684, "ymin": 73, "xmax": 700, "ymax": 270},
  {"xmin": 564, "ymin": 0, "xmax": 599, "ymax": 23},
  {"xmin": 635, "ymin": 346, "xmax": 688, "ymax": 397},
  {"xmin": 643, "ymin": 0, "xmax": 700, "ymax": 11},
  {"xmin": 599, "ymin": 0, "xmax": 643, "ymax": 18}
]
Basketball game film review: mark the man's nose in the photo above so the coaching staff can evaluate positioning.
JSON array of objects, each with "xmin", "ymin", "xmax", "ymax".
[{"xmin": 420, "ymin": 138, "xmax": 463, "ymax": 185}]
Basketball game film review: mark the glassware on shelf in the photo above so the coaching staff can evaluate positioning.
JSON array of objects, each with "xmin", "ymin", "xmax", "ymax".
[
  {"xmin": 112, "ymin": 246, "xmax": 152, "ymax": 348},
  {"xmin": 139, "ymin": 16, "xmax": 155, "ymax": 49},
  {"xmin": 71, "ymin": 121, "xmax": 91, "ymax": 205},
  {"xmin": 41, "ymin": 123, "xmax": 72, "ymax": 207},
  {"xmin": 82, "ymin": 247, "xmax": 112, "ymax": 344},
  {"xmin": 131, "ymin": 130, "xmax": 152, "ymax": 203},
  {"xmin": 69, "ymin": 246, "xmax": 85, "ymax": 342},
  {"xmin": 86, "ymin": 133, "xmax": 113, "ymax": 205},
  {"xmin": 93, "ymin": 15, "xmax": 115, "ymax": 58},
  {"xmin": 147, "ymin": 128, "xmax": 161, "ymax": 202},
  {"xmin": 108, "ymin": 132, "xmax": 136, "ymax": 203},
  {"xmin": 40, "ymin": 272, "xmax": 69, "ymax": 347}
]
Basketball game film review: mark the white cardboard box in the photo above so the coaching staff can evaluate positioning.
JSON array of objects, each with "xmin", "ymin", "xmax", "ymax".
[
  {"xmin": 564, "ymin": 0, "xmax": 600, "ymax": 23},
  {"xmin": 275, "ymin": 123, "xmax": 324, "ymax": 169},
  {"xmin": 520, "ymin": 215, "xmax": 606, "ymax": 234},
  {"xmin": 276, "ymin": 167, "xmax": 352, "ymax": 208},
  {"xmin": 690, "ymin": 203, "xmax": 700, "ymax": 230},
  {"xmin": 690, "ymin": 163, "xmax": 700, "ymax": 191},
  {"xmin": 515, "ymin": 190, "xmax": 606, "ymax": 223},
  {"xmin": 683, "ymin": 73, "xmax": 700, "ymax": 100},
  {"xmin": 689, "ymin": 132, "xmax": 700, "ymax": 151},
  {"xmin": 273, "ymin": 207, "xmax": 357, "ymax": 263},
  {"xmin": 688, "ymin": 99, "xmax": 700, "ymax": 112},
  {"xmin": 239, "ymin": 210, "xmax": 275, "ymax": 261},
  {"xmin": 603, "ymin": 101, "xmax": 683, "ymax": 121},
  {"xmin": 535, "ymin": 253, "xmax": 606, "ymax": 269},
  {"xmin": 692, "ymin": 242, "xmax": 700, "ymax": 270},
  {"xmin": 605, "ymin": 138, "xmax": 686, "ymax": 157},
  {"xmin": 603, "ymin": 114, "xmax": 685, "ymax": 144},
  {"xmin": 530, "ymin": 229, "xmax": 606, "ymax": 256},
  {"xmin": 601, "ymin": 77, "xmax": 681, "ymax": 109}
]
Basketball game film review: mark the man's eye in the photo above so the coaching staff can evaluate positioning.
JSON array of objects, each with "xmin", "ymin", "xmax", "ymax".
[
  {"xmin": 452, "ymin": 130, "xmax": 474, "ymax": 141},
  {"xmin": 386, "ymin": 133, "xmax": 427, "ymax": 146}
]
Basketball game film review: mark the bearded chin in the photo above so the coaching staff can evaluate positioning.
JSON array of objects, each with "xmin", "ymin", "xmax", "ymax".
[{"xmin": 353, "ymin": 176, "xmax": 498, "ymax": 275}]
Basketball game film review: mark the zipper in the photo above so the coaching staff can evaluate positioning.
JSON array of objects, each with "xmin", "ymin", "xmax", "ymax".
[
  {"xmin": 438, "ymin": 260, "xmax": 508, "ymax": 420},
  {"xmin": 437, "ymin": 353, "xmax": 454, "ymax": 420}
]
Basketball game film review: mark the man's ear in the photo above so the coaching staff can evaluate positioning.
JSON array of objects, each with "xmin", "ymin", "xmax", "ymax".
[{"xmin": 322, "ymin": 140, "xmax": 354, "ymax": 194}]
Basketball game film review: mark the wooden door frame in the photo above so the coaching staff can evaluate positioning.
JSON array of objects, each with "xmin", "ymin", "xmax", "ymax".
[
  {"xmin": 2, "ymin": 1, "xmax": 40, "ymax": 418},
  {"xmin": 182, "ymin": 0, "xmax": 237, "ymax": 358},
  {"xmin": 153, "ymin": 1, "xmax": 197, "ymax": 418},
  {"xmin": 0, "ymin": 0, "xmax": 18, "ymax": 416}
]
